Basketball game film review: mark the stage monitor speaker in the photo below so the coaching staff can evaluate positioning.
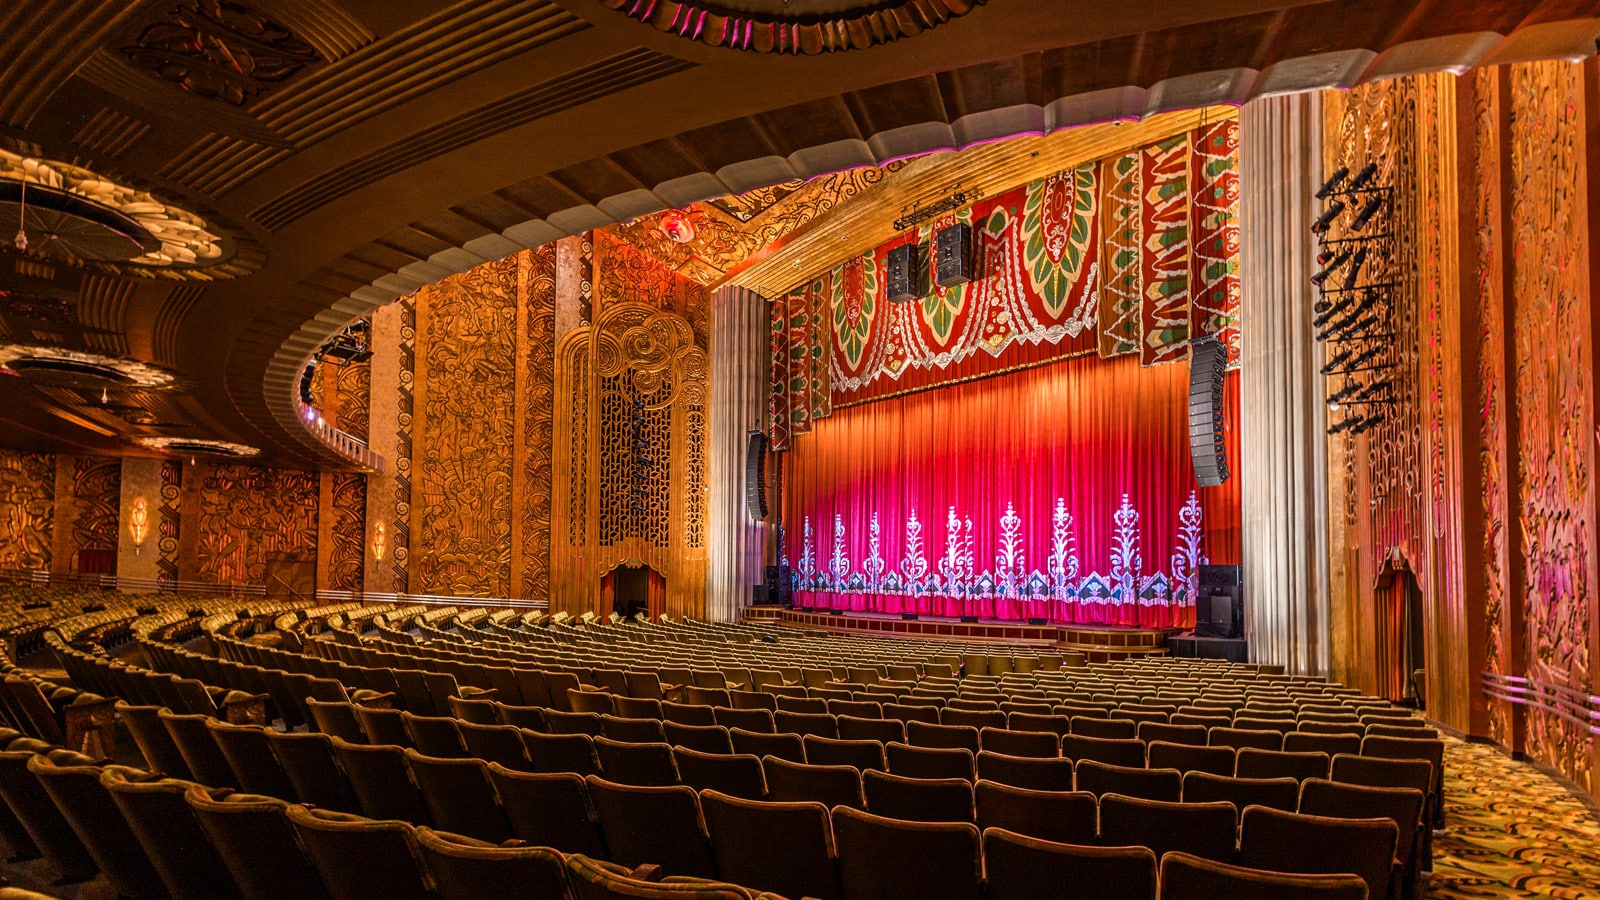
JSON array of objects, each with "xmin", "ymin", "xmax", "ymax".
[
  {"xmin": 1188, "ymin": 335, "xmax": 1230, "ymax": 486},
  {"xmin": 901, "ymin": 612, "xmax": 919, "ymax": 620},
  {"xmin": 1026, "ymin": 617, "xmax": 1048, "ymax": 626},
  {"xmin": 745, "ymin": 431, "xmax": 770, "ymax": 519},
  {"xmin": 886, "ymin": 243, "xmax": 923, "ymax": 303},
  {"xmin": 765, "ymin": 565, "xmax": 792, "ymax": 605},
  {"xmin": 935, "ymin": 223, "xmax": 974, "ymax": 287},
  {"xmin": 959, "ymin": 615, "xmax": 979, "ymax": 623}
]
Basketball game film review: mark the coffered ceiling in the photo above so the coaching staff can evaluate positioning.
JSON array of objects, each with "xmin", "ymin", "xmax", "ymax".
[{"xmin": 0, "ymin": 0, "xmax": 1596, "ymax": 466}]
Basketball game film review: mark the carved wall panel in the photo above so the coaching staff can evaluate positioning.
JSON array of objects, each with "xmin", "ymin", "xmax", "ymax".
[
  {"xmin": 1506, "ymin": 60, "xmax": 1595, "ymax": 795},
  {"xmin": 326, "ymin": 472, "xmax": 366, "ymax": 592},
  {"xmin": 519, "ymin": 247, "xmax": 558, "ymax": 601},
  {"xmin": 332, "ymin": 357, "xmax": 370, "ymax": 441},
  {"xmin": 392, "ymin": 294, "xmax": 415, "ymax": 594},
  {"xmin": 158, "ymin": 460, "xmax": 181, "ymax": 586},
  {"xmin": 191, "ymin": 463, "xmax": 318, "ymax": 585},
  {"xmin": 67, "ymin": 456, "xmax": 121, "ymax": 569},
  {"xmin": 553, "ymin": 241, "xmax": 711, "ymax": 618},
  {"xmin": 0, "ymin": 450, "xmax": 54, "ymax": 570},
  {"xmin": 1473, "ymin": 65, "xmax": 1517, "ymax": 749},
  {"xmin": 412, "ymin": 257, "xmax": 516, "ymax": 597}
]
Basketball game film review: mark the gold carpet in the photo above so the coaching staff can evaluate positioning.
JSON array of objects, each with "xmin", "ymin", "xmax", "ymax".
[{"xmin": 1431, "ymin": 739, "xmax": 1600, "ymax": 899}]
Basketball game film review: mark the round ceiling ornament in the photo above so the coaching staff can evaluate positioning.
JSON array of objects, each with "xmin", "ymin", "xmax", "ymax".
[
  {"xmin": 0, "ymin": 150, "xmax": 226, "ymax": 269},
  {"xmin": 135, "ymin": 436, "xmax": 260, "ymax": 458},
  {"xmin": 599, "ymin": 0, "xmax": 988, "ymax": 54},
  {"xmin": 0, "ymin": 344, "xmax": 183, "ymax": 391}
]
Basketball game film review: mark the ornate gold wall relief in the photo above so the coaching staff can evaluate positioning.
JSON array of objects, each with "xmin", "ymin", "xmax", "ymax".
[
  {"xmin": 158, "ymin": 459, "xmax": 181, "ymax": 586},
  {"xmin": 412, "ymin": 256, "xmax": 516, "ymax": 597},
  {"xmin": 0, "ymin": 450, "xmax": 54, "ymax": 570},
  {"xmin": 519, "ymin": 247, "xmax": 557, "ymax": 601},
  {"xmin": 393, "ymin": 295, "xmax": 415, "ymax": 594},
  {"xmin": 1507, "ymin": 60, "xmax": 1595, "ymax": 795},
  {"xmin": 67, "ymin": 455, "xmax": 121, "ymax": 567},
  {"xmin": 554, "ymin": 235, "xmax": 711, "ymax": 618},
  {"xmin": 192, "ymin": 463, "xmax": 318, "ymax": 585},
  {"xmin": 326, "ymin": 472, "xmax": 367, "ymax": 592}
]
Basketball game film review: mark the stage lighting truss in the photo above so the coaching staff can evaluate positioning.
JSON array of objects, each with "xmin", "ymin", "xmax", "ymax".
[{"xmin": 1311, "ymin": 160, "xmax": 1395, "ymax": 437}]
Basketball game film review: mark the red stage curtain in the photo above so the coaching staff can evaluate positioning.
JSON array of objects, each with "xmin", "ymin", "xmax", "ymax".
[{"xmin": 782, "ymin": 352, "xmax": 1240, "ymax": 627}]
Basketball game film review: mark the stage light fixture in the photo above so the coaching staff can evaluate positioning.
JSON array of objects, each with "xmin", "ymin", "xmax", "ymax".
[
  {"xmin": 1351, "ymin": 194, "xmax": 1385, "ymax": 231},
  {"xmin": 1347, "ymin": 162, "xmax": 1379, "ymax": 191},
  {"xmin": 1311, "ymin": 200, "xmax": 1346, "ymax": 234},
  {"xmin": 1310, "ymin": 249, "xmax": 1352, "ymax": 286},
  {"xmin": 1316, "ymin": 166, "xmax": 1350, "ymax": 199},
  {"xmin": 1344, "ymin": 247, "xmax": 1368, "ymax": 286}
]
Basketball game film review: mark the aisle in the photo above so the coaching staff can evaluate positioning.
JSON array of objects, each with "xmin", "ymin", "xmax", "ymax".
[{"xmin": 1431, "ymin": 740, "xmax": 1600, "ymax": 899}]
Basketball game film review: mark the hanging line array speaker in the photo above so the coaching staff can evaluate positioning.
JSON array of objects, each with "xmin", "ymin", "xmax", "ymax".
[{"xmin": 1188, "ymin": 335, "xmax": 1229, "ymax": 487}]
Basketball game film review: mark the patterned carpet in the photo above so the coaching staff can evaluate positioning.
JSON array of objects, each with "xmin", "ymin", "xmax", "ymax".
[{"xmin": 1431, "ymin": 739, "xmax": 1600, "ymax": 899}]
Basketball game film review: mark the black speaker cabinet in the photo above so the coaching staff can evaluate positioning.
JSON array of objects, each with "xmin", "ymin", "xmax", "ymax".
[
  {"xmin": 1195, "ymin": 565, "xmax": 1243, "ymax": 639},
  {"xmin": 1188, "ymin": 336, "xmax": 1230, "ymax": 486},
  {"xmin": 935, "ymin": 223, "xmax": 974, "ymax": 287},
  {"xmin": 745, "ymin": 430, "xmax": 770, "ymax": 519},
  {"xmin": 886, "ymin": 242, "xmax": 923, "ymax": 303},
  {"xmin": 765, "ymin": 565, "xmax": 792, "ymax": 605}
]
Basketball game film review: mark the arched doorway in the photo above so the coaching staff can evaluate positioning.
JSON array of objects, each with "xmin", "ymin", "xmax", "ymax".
[
  {"xmin": 1374, "ymin": 554, "xmax": 1426, "ymax": 707},
  {"xmin": 601, "ymin": 562, "xmax": 665, "ymax": 621}
]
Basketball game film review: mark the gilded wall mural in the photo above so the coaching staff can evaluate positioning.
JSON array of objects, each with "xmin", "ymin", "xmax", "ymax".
[
  {"xmin": 68, "ymin": 456, "xmax": 121, "ymax": 567},
  {"xmin": 392, "ymin": 294, "xmax": 415, "ymax": 594},
  {"xmin": 1507, "ymin": 60, "xmax": 1594, "ymax": 794},
  {"xmin": 158, "ymin": 459, "xmax": 181, "ymax": 586},
  {"xmin": 1473, "ymin": 65, "xmax": 1515, "ymax": 748},
  {"xmin": 520, "ymin": 246, "xmax": 557, "ymax": 601},
  {"xmin": 554, "ymin": 241, "xmax": 711, "ymax": 617},
  {"xmin": 413, "ymin": 256, "xmax": 516, "ymax": 597},
  {"xmin": 326, "ymin": 472, "xmax": 367, "ymax": 592},
  {"xmin": 192, "ymin": 463, "xmax": 319, "ymax": 585},
  {"xmin": 0, "ymin": 450, "xmax": 54, "ymax": 570}
]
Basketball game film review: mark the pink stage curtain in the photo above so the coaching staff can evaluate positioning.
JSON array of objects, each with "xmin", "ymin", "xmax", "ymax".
[{"xmin": 782, "ymin": 352, "xmax": 1240, "ymax": 627}]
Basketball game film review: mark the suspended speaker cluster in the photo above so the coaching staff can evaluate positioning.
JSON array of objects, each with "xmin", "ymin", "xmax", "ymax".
[
  {"xmin": 1188, "ymin": 335, "xmax": 1229, "ymax": 487},
  {"xmin": 1311, "ymin": 162, "xmax": 1395, "ymax": 436}
]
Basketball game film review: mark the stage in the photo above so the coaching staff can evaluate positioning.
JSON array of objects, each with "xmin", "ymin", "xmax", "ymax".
[{"xmin": 746, "ymin": 606, "xmax": 1182, "ymax": 659}]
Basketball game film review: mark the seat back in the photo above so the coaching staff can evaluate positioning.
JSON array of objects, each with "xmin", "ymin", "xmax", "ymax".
[
  {"xmin": 1059, "ymin": 734, "xmax": 1146, "ymax": 768},
  {"xmin": 1098, "ymin": 793, "xmax": 1238, "ymax": 863},
  {"xmin": 264, "ymin": 730, "xmax": 360, "ymax": 812},
  {"xmin": 803, "ymin": 735, "xmax": 886, "ymax": 772},
  {"xmin": 286, "ymin": 806, "xmax": 434, "ymax": 900},
  {"xmin": 564, "ymin": 853, "xmax": 753, "ymax": 900},
  {"xmin": 862, "ymin": 769, "xmax": 974, "ymax": 823},
  {"xmin": 206, "ymin": 719, "xmax": 297, "ymax": 799},
  {"xmin": 593, "ymin": 737, "xmax": 679, "ymax": 786},
  {"xmin": 458, "ymin": 721, "xmax": 533, "ymax": 770},
  {"xmin": 982, "ymin": 827, "xmax": 1157, "ymax": 900},
  {"xmin": 1157, "ymin": 851, "xmax": 1368, "ymax": 900},
  {"xmin": 907, "ymin": 721, "xmax": 980, "ymax": 751},
  {"xmin": 100, "ymin": 768, "xmax": 242, "ymax": 900},
  {"xmin": 731, "ymin": 728, "xmax": 805, "ymax": 763},
  {"xmin": 1074, "ymin": 760, "xmax": 1182, "ymax": 802},
  {"xmin": 1235, "ymin": 748, "xmax": 1331, "ymax": 781},
  {"xmin": 979, "ymin": 728, "xmax": 1058, "ymax": 759},
  {"xmin": 973, "ymin": 780, "xmax": 1098, "ymax": 846},
  {"xmin": 600, "ymin": 715, "xmax": 668, "ymax": 744},
  {"xmin": 403, "ymin": 749, "xmax": 511, "ymax": 842},
  {"xmin": 159, "ymin": 709, "xmax": 238, "ymax": 788},
  {"xmin": 974, "ymin": 750, "xmax": 1076, "ymax": 792},
  {"xmin": 831, "ymin": 805, "xmax": 982, "ymax": 900},
  {"xmin": 584, "ymin": 776, "xmax": 716, "ymax": 878},
  {"xmin": 1147, "ymin": 741, "xmax": 1236, "ymax": 776},
  {"xmin": 485, "ymin": 764, "xmax": 606, "ymax": 858},
  {"xmin": 1238, "ymin": 805, "xmax": 1398, "ymax": 900},
  {"xmin": 401, "ymin": 711, "xmax": 466, "ymax": 757},
  {"xmin": 413, "ymin": 827, "xmax": 572, "ymax": 900},
  {"xmin": 672, "ymin": 747, "xmax": 767, "ymax": 800},
  {"xmin": 521, "ymin": 730, "xmax": 601, "ymax": 777},
  {"xmin": 0, "ymin": 747, "xmax": 98, "ymax": 880},
  {"xmin": 1179, "ymin": 771, "xmax": 1300, "ymax": 812},
  {"xmin": 306, "ymin": 699, "xmax": 367, "ymax": 743},
  {"xmin": 329, "ymin": 738, "xmax": 433, "ymax": 824},
  {"xmin": 185, "ymin": 785, "xmax": 330, "ymax": 900},
  {"xmin": 762, "ymin": 756, "xmax": 864, "ymax": 809},
  {"xmin": 700, "ymin": 790, "xmax": 842, "ymax": 900},
  {"xmin": 28, "ymin": 755, "xmax": 164, "ymax": 899}
]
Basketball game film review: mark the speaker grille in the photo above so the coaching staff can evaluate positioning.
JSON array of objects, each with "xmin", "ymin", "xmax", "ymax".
[{"xmin": 1188, "ymin": 336, "xmax": 1229, "ymax": 486}]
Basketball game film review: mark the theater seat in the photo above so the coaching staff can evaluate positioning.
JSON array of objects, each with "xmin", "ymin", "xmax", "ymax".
[
  {"xmin": 974, "ymin": 780, "xmax": 1098, "ymax": 846},
  {"xmin": 1158, "ymin": 851, "xmax": 1369, "ymax": 900},
  {"xmin": 585, "ymin": 776, "xmax": 717, "ymax": 878},
  {"xmin": 982, "ymin": 827, "xmax": 1157, "ymax": 900},
  {"xmin": 413, "ymin": 827, "xmax": 571, "ymax": 900},
  {"xmin": 185, "ymin": 786, "xmax": 330, "ymax": 900},
  {"xmin": 485, "ymin": 764, "xmax": 606, "ymax": 858},
  {"xmin": 286, "ymin": 806, "xmax": 434, "ymax": 900},
  {"xmin": 100, "ymin": 767, "xmax": 242, "ymax": 900},
  {"xmin": 831, "ymin": 805, "xmax": 982, "ymax": 900},
  {"xmin": 700, "ymin": 790, "xmax": 843, "ymax": 900}
]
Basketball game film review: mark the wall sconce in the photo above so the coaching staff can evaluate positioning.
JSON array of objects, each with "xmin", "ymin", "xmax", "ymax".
[
  {"xmin": 372, "ymin": 521, "xmax": 386, "ymax": 564},
  {"xmin": 129, "ymin": 497, "xmax": 149, "ymax": 554}
]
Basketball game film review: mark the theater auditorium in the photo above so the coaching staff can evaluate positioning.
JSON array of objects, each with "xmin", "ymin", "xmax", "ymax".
[{"xmin": 0, "ymin": 1, "xmax": 1598, "ymax": 897}]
